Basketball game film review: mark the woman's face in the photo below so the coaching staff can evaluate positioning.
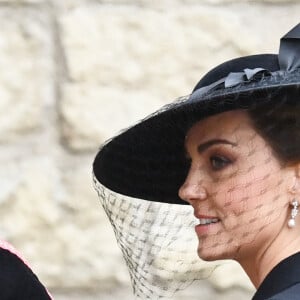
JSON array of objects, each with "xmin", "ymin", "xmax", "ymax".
[{"xmin": 179, "ymin": 110, "xmax": 292, "ymax": 262}]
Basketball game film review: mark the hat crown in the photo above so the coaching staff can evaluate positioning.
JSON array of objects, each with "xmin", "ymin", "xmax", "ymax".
[
  {"xmin": 192, "ymin": 54, "xmax": 279, "ymax": 93},
  {"xmin": 193, "ymin": 23, "xmax": 300, "ymax": 93}
]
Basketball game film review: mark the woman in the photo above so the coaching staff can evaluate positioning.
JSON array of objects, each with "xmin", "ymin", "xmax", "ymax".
[{"xmin": 93, "ymin": 23, "xmax": 300, "ymax": 299}]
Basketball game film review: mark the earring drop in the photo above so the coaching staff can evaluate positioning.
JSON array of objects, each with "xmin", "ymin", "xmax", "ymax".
[{"xmin": 288, "ymin": 200, "xmax": 299, "ymax": 228}]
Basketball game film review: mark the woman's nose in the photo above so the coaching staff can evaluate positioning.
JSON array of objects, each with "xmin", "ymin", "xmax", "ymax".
[{"xmin": 178, "ymin": 172, "xmax": 208, "ymax": 204}]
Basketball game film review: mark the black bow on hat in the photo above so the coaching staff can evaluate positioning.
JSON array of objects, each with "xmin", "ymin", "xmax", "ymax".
[{"xmin": 191, "ymin": 23, "xmax": 300, "ymax": 101}]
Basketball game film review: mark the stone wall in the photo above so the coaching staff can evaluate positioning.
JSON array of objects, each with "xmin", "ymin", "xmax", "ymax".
[{"xmin": 0, "ymin": 0, "xmax": 299, "ymax": 299}]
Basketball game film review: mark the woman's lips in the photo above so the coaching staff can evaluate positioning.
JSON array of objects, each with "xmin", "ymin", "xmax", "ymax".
[
  {"xmin": 194, "ymin": 215, "xmax": 220, "ymax": 235},
  {"xmin": 198, "ymin": 218, "xmax": 219, "ymax": 225}
]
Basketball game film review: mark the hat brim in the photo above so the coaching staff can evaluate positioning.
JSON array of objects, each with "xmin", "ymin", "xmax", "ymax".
[{"xmin": 93, "ymin": 72, "xmax": 300, "ymax": 205}]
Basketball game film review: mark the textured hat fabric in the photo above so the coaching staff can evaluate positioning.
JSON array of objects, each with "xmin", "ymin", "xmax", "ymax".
[{"xmin": 93, "ymin": 23, "xmax": 300, "ymax": 205}]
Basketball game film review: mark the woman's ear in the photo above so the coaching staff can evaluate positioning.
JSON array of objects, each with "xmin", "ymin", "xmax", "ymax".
[
  {"xmin": 295, "ymin": 164, "xmax": 300, "ymax": 178},
  {"xmin": 288, "ymin": 163, "xmax": 300, "ymax": 195}
]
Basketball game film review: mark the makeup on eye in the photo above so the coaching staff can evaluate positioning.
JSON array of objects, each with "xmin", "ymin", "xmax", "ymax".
[
  {"xmin": 204, "ymin": 143, "xmax": 238, "ymax": 172},
  {"xmin": 210, "ymin": 155, "xmax": 233, "ymax": 171},
  {"xmin": 184, "ymin": 138, "xmax": 238, "ymax": 159},
  {"xmin": 197, "ymin": 138, "xmax": 237, "ymax": 154}
]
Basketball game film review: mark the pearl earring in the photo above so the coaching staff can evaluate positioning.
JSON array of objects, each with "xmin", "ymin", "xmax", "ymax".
[{"xmin": 288, "ymin": 200, "xmax": 299, "ymax": 228}]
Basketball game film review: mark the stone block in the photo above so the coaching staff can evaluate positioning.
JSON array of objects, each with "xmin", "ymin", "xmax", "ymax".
[
  {"xmin": 0, "ymin": 157, "xmax": 64, "ymax": 285},
  {"xmin": 59, "ymin": 5, "xmax": 257, "ymax": 90},
  {"xmin": 60, "ymin": 83, "xmax": 166, "ymax": 151},
  {"xmin": 0, "ymin": 8, "xmax": 53, "ymax": 142}
]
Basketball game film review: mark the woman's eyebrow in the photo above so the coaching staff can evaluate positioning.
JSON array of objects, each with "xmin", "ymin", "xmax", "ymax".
[{"xmin": 197, "ymin": 139, "xmax": 237, "ymax": 153}]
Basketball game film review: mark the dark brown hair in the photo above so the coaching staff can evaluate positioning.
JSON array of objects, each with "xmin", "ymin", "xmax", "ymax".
[{"xmin": 248, "ymin": 101, "xmax": 300, "ymax": 166}]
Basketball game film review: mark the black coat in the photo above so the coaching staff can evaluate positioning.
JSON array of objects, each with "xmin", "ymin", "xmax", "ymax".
[
  {"xmin": 253, "ymin": 252, "xmax": 300, "ymax": 300},
  {"xmin": 0, "ymin": 247, "xmax": 52, "ymax": 299}
]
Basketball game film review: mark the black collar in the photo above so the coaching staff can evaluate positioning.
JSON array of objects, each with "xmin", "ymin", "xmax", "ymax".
[{"xmin": 253, "ymin": 252, "xmax": 300, "ymax": 300}]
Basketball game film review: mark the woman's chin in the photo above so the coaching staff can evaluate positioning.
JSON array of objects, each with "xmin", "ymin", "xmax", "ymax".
[
  {"xmin": 198, "ymin": 245, "xmax": 234, "ymax": 261},
  {"xmin": 198, "ymin": 251, "xmax": 221, "ymax": 261}
]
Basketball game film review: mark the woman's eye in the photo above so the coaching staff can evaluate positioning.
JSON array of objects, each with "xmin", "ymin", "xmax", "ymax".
[{"xmin": 210, "ymin": 155, "xmax": 232, "ymax": 170}]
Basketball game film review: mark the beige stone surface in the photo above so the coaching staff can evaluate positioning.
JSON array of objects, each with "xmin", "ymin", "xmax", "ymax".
[
  {"xmin": 0, "ymin": 8, "xmax": 53, "ymax": 141},
  {"xmin": 0, "ymin": 0, "xmax": 43, "ymax": 2},
  {"xmin": 0, "ymin": 157, "xmax": 63, "ymax": 284},
  {"xmin": 60, "ymin": 83, "xmax": 166, "ymax": 151},
  {"xmin": 60, "ymin": 5, "xmax": 257, "ymax": 89}
]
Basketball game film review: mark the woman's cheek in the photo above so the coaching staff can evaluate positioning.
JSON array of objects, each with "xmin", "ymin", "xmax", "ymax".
[{"xmin": 219, "ymin": 178, "xmax": 255, "ymax": 214}]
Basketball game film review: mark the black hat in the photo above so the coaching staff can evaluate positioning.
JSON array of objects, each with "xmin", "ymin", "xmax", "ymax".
[{"xmin": 93, "ymin": 23, "xmax": 300, "ymax": 205}]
